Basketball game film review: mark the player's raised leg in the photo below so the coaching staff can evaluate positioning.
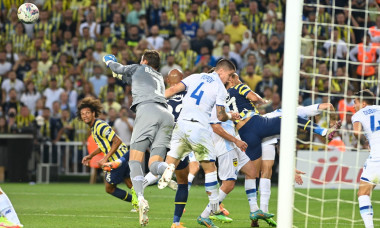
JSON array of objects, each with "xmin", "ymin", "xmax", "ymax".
[
  {"xmin": 0, "ymin": 188, "xmax": 22, "ymax": 227},
  {"xmin": 187, "ymin": 152, "xmax": 200, "ymax": 191}
]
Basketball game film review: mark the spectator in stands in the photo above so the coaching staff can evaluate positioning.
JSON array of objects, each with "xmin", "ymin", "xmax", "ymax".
[
  {"xmin": 7, "ymin": 107, "xmax": 17, "ymax": 134},
  {"xmin": 274, "ymin": 20, "xmax": 285, "ymax": 44},
  {"xmin": 147, "ymin": 25, "xmax": 164, "ymax": 50},
  {"xmin": 217, "ymin": 43, "xmax": 238, "ymax": 70},
  {"xmin": 127, "ymin": 0, "xmax": 146, "ymax": 26},
  {"xmin": 38, "ymin": 51, "xmax": 53, "ymax": 74},
  {"xmin": 0, "ymin": 51, "xmax": 12, "ymax": 77},
  {"xmin": 114, "ymin": 107, "xmax": 134, "ymax": 146},
  {"xmin": 15, "ymin": 105, "xmax": 35, "ymax": 130},
  {"xmin": 12, "ymin": 54, "xmax": 30, "ymax": 81},
  {"xmin": 176, "ymin": 40, "xmax": 197, "ymax": 72},
  {"xmin": 59, "ymin": 92, "xmax": 71, "ymax": 115},
  {"xmin": 102, "ymin": 91, "xmax": 121, "ymax": 113},
  {"xmin": 170, "ymin": 27, "xmax": 190, "ymax": 53},
  {"xmin": 51, "ymin": 101, "xmax": 62, "ymax": 120},
  {"xmin": 194, "ymin": 46, "xmax": 217, "ymax": 71},
  {"xmin": 260, "ymin": 11, "xmax": 276, "ymax": 39},
  {"xmin": 190, "ymin": 2, "xmax": 207, "ymax": 24},
  {"xmin": 255, "ymin": 67, "xmax": 279, "ymax": 98},
  {"xmin": 159, "ymin": 12, "xmax": 174, "ymax": 39},
  {"xmin": 3, "ymin": 89, "xmax": 24, "ymax": 114},
  {"xmin": 323, "ymin": 28, "xmax": 348, "ymax": 71},
  {"xmin": 79, "ymin": 27, "xmax": 95, "ymax": 53},
  {"xmin": 302, "ymin": 88, "xmax": 323, "ymax": 106},
  {"xmin": 241, "ymin": 65, "xmax": 262, "ymax": 92},
  {"xmin": 63, "ymin": 78, "xmax": 78, "ymax": 114},
  {"xmin": 337, "ymin": 87, "xmax": 356, "ymax": 121},
  {"xmin": 34, "ymin": 98, "xmax": 45, "ymax": 117},
  {"xmin": 89, "ymin": 65, "xmax": 107, "ymax": 97},
  {"xmin": 111, "ymin": 13, "xmax": 126, "ymax": 40},
  {"xmin": 368, "ymin": 15, "xmax": 380, "ymax": 44},
  {"xmin": 265, "ymin": 92, "xmax": 281, "ymax": 113},
  {"xmin": 146, "ymin": 0, "xmax": 166, "ymax": 26},
  {"xmin": 180, "ymin": 11, "xmax": 199, "ymax": 39},
  {"xmin": 5, "ymin": 42, "xmax": 18, "ymax": 65},
  {"xmin": 160, "ymin": 52, "xmax": 182, "ymax": 77},
  {"xmin": 23, "ymin": 59, "xmax": 45, "ymax": 93},
  {"xmin": 126, "ymin": 25, "xmax": 142, "ymax": 50},
  {"xmin": 20, "ymin": 81, "xmax": 41, "ymax": 115},
  {"xmin": 264, "ymin": 52, "xmax": 281, "ymax": 78},
  {"xmin": 93, "ymin": 41, "xmax": 107, "ymax": 66},
  {"xmin": 2, "ymin": 71, "xmax": 24, "ymax": 101},
  {"xmin": 336, "ymin": 12, "xmax": 356, "ymax": 44},
  {"xmin": 54, "ymin": 108, "xmax": 72, "ymax": 143},
  {"xmin": 107, "ymin": 108, "xmax": 118, "ymax": 127},
  {"xmin": 267, "ymin": 35, "xmax": 284, "ymax": 66},
  {"xmin": 78, "ymin": 48, "xmax": 96, "ymax": 80},
  {"xmin": 225, "ymin": 15, "xmax": 248, "ymax": 44},
  {"xmin": 99, "ymin": 76, "xmax": 124, "ymax": 103},
  {"xmin": 201, "ymin": 8, "xmax": 225, "ymax": 42},
  {"xmin": 43, "ymin": 78, "xmax": 64, "ymax": 112},
  {"xmin": 190, "ymin": 28, "xmax": 213, "ymax": 55},
  {"xmin": 79, "ymin": 11, "xmax": 100, "ymax": 39},
  {"xmin": 59, "ymin": 10, "xmax": 76, "ymax": 38}
]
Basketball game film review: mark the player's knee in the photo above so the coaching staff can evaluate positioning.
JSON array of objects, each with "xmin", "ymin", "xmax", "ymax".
[
  {"xmin": 150, "ymin": 147, "xmax": 167, "ymax": 159},
  {"xmin": 149, "ymin": 161, "xmax": 162, "ymax": 176},
  {"xmin": 221, "ymin": 180, "xmax": 235, "ymax": 193},
  {"xmin": 105, "ymin": 185, "xmax": 115, "ymax": 194}
]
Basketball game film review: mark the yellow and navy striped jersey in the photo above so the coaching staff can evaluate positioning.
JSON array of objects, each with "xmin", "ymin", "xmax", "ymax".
[
  {"xmin": 226, "ymin": 83, "xmax": 259, "ymax": 123},
  {"xmin": 91, "ymin": 119, "xmax": 128, "ymax": 162}
]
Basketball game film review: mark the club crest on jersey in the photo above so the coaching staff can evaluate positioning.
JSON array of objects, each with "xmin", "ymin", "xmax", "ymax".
[
  {"xmin": 104, "ymin": 128, "xmax": 111, "ymax": 136},
  {"xmin": 233, "ymin": 158, "xmax": 238, "ymax": 167}
]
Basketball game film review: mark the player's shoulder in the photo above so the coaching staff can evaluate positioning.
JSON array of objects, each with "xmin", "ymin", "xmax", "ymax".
[{"xmin": 93, "ymin": 119, "xmax": 109, "ymax": 129}]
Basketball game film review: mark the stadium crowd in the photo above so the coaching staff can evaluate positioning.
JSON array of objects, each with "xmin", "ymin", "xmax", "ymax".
[{"xmin": 0, "ymin": 0, "xmax": 378, "ymax": 153}]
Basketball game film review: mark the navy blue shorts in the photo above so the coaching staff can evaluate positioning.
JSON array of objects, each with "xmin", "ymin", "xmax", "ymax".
[
  {"xmin": 105, "ymin": 152, "xmax": 130, "ymax": 185},
  {"xmin": 238, "ymin": 116, "xmax": 281, "ymax": 161},
  {"xmin": 176, "ymin": 156, "xmax": 189, "ymax": 170}
]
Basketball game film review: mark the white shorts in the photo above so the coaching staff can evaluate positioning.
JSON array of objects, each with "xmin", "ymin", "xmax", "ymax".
[
  {"xmin": 236, "ymin": 148, "xmax": 250, "ymax": 171},
  {"xmin": 167, "ymin": 120, "xmax": 216, "ymax": 161},
  {"xmin": 262, "ymin": 143, "xmax": 276, "ymax": 161},
  {"xmin": 188, "ymin": 151, "xmax": 197, "ymax": 162},
  {"xmin": 218, "ymin": 149, "xmax": 238, "ymax": 181},
  {"xmin": 361, "ymin": 158, "xmax": 380, "ymax": 185}
]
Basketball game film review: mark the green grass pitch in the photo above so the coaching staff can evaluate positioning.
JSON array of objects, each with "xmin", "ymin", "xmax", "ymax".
[{"xmin": 1, "ymin": 183, "xmax": 379, "ymax": 227}]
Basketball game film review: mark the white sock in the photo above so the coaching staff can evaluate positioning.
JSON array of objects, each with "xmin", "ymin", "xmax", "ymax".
[
  {"xmin": 203, "ymin": 171, "xmax": 219, "ymax": 217},
  {"xmin": 359, "ymin": 195, "xmax": 374, "ymax": 228},
  {"xmin": 245, "ymin": 179, "xmax": 259, "ymax": 212},
  {"xmin": 188, "ymin": 173, "xmax": 195, "ymax": 190},
  {"xmin": 259, "ymin": 178, "xmax": 271, "ymax": 213},
  {"xmin": 219, "ymin": 188, "xmax": 227, "ymax": 204},
  {"xmin": 201, "ymin": 203, "xmax": 212, "ymax": 218},
  {"xmin": 0, "ymin": 188, "xmax": 21, "ymax": 225},
  {"xmin": 143, "ymin": 172, "xmax": 159, "ymax": 189}
]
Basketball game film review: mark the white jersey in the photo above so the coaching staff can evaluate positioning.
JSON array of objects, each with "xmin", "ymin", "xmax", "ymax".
[
  {"xmin": 178, "ymin": 72, "xmax": 227, "ymax": 126},
  {"xmin": 262, "ymin": 104, "xmax": 322, "ymax": 145},
  {"xmin": 210, "ymin": 105, "xmax": 237, "ymax": 156},
  {"xmin": 352, "ymin": 105, "xmax": 380, "ymax": 160}
]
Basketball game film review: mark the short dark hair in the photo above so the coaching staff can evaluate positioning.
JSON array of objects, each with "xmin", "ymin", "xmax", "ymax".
[
  {"xmin": 215, "ymin": 59, "xmax": 236, "ymax": 72},
  {"xmin": 76, "ymin": 97, "xmax": 103, "ymax": 121},
  {"xmin": 142, "ymin": 50, "xmax": 160, "ymax": 70},
  {"xmin": 354, "ymin": 89, "xmax": 375, "ymax": 105}
]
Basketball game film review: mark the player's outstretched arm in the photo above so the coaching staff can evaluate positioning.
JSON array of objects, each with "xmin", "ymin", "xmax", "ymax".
[
  {"xmin": 216, "ymin": 105, "xmax": 240, "ymax": 122},
  {"xmin": 165, "ymin": 83, "xmax": 186, "ymax": 98},
  {"xmin": 103, "ymin": 54, "xmax": 138, "ymax": 82},
  {"xmin": 246, "ymin": 91, "xmax": 266, "ymax": 105},
  {"xmin": 211, "ymin": 123, "xmax": 248, "ymax": 151},
  {"xmin": 353, "ymin": 121, "xmax": 367, "ymax": 146},
  {"xmin": 98, "ymin": 135, "xmax": 122, "ymax": 167}
]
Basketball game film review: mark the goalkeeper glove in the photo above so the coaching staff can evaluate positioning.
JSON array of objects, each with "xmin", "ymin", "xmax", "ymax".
[{"xmin": 103, "ymin": 54, "xmax": 117, "ymax": 67}]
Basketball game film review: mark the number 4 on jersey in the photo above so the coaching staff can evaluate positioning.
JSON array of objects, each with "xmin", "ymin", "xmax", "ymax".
[
  {"xmin": 370, "ymin": 115, "xmax": 380, "ymax": 132},
  {"xmin": 191, "ymin": 82, "xmax": 204, "ymax": 105}
]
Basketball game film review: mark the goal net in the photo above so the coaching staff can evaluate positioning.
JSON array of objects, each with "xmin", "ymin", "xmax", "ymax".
[{"xmin": 279, "ymin": 0, "xmax": 380, "ymax": 227}]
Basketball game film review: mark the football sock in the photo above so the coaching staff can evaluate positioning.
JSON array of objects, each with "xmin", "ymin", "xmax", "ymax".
[
  {"xmin": 259, "ymin": 178, "xmax": 271, "ymax": 213},
  {"xmin": 143, "ymin": 172, "xmax": 159, "ymax": 189},
  {"xmin": 129, "ymin": 160, "xmax": 145, "ymax": 200},
  {"xmin": 0, "ymin": 188, "xmax": 21, "ymax": 225},
  {"xmin": 245, "ymin": 179, "xmax": 259, "ymax": 212},
  {"xmin": 188, "ymin": 173, "xmax": 195, "ymax": 190},
  {"xmin": 359, "ymin": 195, "xmax": 374, "ymax": 228},
  {"xmin": 218, "ymin": 189, "xmax": 227, "ymax": 204},
  {"xmin": 201, "ymin": 171, "xmax": 219, "ymax": 218},
  {"xmin": 173, "ymin": 184, "xmax": 188, "ymax": 224},
  {"xmin": 111, "ymin": 188, "xmax": 132, "ymax": 202},
  {"xmin": 297, "ymin": 117, "xmax": 327, "ymax": 136},
  {"xmin": 149, "ymin": 161, "xmax": 168, "ymax": 176}
]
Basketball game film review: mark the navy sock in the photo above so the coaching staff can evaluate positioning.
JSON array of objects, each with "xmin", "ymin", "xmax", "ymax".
[
  {"xmin": 173, "ymin": 184, "xmax": 188, "ymax": 223},
  {"xmin": 111, "ymin": 188, "xmax": 132, "ymax": 202},
  {"xmin": 297, "ymin": 117, "xmax": 326, "ymax": 135},
  {"xmin": 256, "ymin": 178, "xmax": 260, "ymax": 192}
]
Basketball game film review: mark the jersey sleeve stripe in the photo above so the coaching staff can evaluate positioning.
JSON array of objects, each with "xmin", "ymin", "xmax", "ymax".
[
  {"xmin": 180, "ymin": 81, "xmax": 187, "ymax": 90},
  {"xmin": 241, "ymin": 88, "xmax": 251, "ymax": 97},
  {"xmin": 107, "ymin": 131, "xmax": 115, "ymax": 142}
]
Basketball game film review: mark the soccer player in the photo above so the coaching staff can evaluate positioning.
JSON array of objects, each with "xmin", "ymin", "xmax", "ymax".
[
  {"xmin": 352, "ymin": 89, "xmax": 380, "ymax": 228},
  {"xmin": 158, "ymin": 59, "xmax": 240, "ymax": 228},
  {"xmin": 0, "ymin": 187, "xmax": 23, "ymax": 228},
  {"xmin": 103, "ymin": 50, "xmax": 174, "ymax": 226},
  {"xmin": 259, "ymin": 102, "xmax": 337, "ymax": 226},
  {"xmin": 78, "ymin": 97, "xmax": 138, "ymax": 212},
  {"xmin": 226, "ymin": 73, "xmax": 340, "ymax": 225}
]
